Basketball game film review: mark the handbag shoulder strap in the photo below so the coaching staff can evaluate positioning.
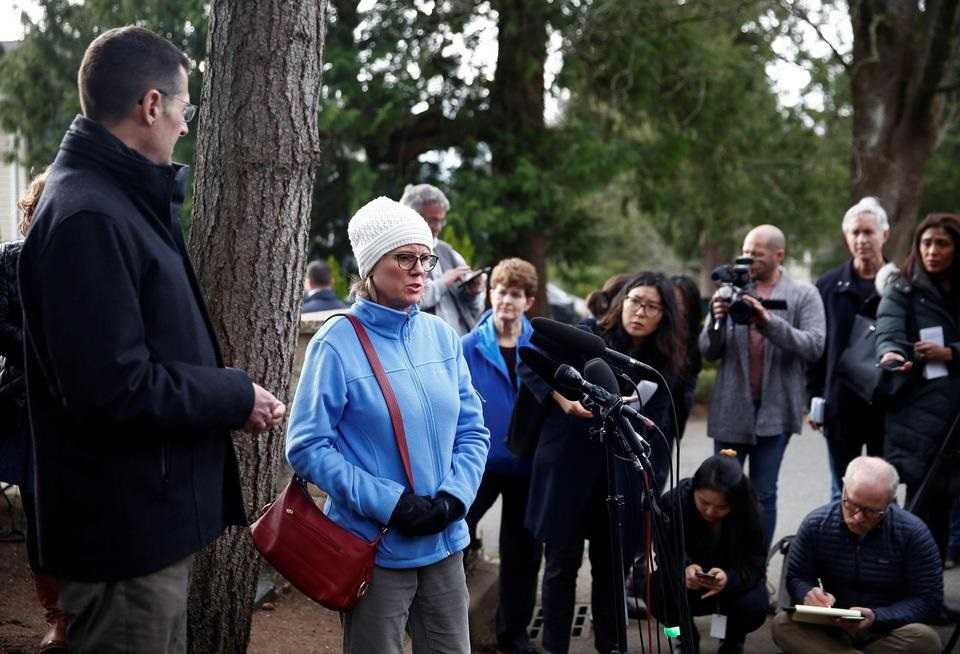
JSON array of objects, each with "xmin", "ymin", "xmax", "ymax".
[{"xmin": 344, "ymin": 314, "xmax": 416, "ymax": 493}]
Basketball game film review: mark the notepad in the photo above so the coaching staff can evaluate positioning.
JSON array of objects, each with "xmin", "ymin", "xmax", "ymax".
[
  {"xmin": 786, "ymin": 605, "xmax": 865, "ymax": 624},
  {"xmin": 919, "ymin": 326, "xmax": 948, "ymax": 380}
]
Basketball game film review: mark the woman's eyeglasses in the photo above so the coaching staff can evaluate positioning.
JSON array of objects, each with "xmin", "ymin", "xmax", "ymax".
[
  {"xmin": 624, "ymin": 296, "xmax": 662, "ymax": 315},
  {"xmin": 394, "ymin": 253, "xmax": 439, "ymax": 272}
]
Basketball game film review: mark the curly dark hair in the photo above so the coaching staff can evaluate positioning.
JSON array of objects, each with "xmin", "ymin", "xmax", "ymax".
[{"xmin": 597, "ymin": 271, "xmax": 686, "ymax": 377}]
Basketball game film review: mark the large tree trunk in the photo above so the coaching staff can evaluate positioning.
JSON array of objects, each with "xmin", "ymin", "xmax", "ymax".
[
  {"xmin": 185, "ymin": 1, "xmax": 327, "ymax": 651},
  {"xmin": 848, "ymin": 0, "xmax": 960, "ymax": 261},
  {"xmin": 489, "ymin": 0, "xmax": 551, "ymax": 316}
]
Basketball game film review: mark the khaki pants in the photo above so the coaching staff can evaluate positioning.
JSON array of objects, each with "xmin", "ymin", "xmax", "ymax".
[{"xmin": 771, "ymin": 611, "xmax": 940, "ymax": 654}]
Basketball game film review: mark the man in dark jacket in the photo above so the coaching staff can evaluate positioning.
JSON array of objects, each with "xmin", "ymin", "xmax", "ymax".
[
  {"xmin": 772, "ymin": 457, "xmax": 941, "ymax": 653},
  {"xmin": 18, "ymin": 26, "xmax": 285, "ymax": 652},
  {"xmin": 302, "ymin": 260, "xmax": 346, "ymax": 312},
  {"xmin": 808, "ymin": 197, "xmax": 890, "ymax": 499}
]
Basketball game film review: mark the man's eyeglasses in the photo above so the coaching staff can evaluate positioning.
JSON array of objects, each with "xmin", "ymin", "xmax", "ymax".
[
  {"xmin": 624, "ymin": 296, "xmax": 663, "ymax": 315},
  {"xmin": 842, "ymin": 492, "xmax": 888, "ymax": 520},
  {"xmin": 394, "ymin": 253, "xmax": 439, "ymax": 272},
  {"xmin": 159, "ymin": 90, "xmax": 198, "ymax": 123}
]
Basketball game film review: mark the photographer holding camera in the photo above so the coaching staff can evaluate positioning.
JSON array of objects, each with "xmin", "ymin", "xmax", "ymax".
[{"xmin": 700, "ymin": 225, "xmax": 825, "ymax": 548}]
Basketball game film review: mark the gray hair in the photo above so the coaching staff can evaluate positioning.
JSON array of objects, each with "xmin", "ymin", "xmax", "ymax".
[
  {"xmin": 842, "ymin": 197, "xmax": 890, "ymax": 233},
  {"xmin": 399, "ymin": 184, "xmax": 450, "ymax": 214},
  {"xmin": 843, "ymin": 456, "xmax": 899, "ymax": 499}
]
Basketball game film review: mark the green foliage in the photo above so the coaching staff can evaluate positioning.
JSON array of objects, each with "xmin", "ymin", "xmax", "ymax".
[
  {"xmin": 561, "ymin": 0, "xmax": 848, "ymax": 273},
  {"xmin": 0, "ymin": 0, "xmax": 207, "ymax": 175},
  {"xmin": 324, "ymin": 254, "xmax": 350, "ymax": 300}
]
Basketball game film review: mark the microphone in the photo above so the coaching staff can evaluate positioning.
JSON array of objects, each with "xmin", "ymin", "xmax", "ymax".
[
  {"xmin": 554, "ymin": 359, "xmax": 641, "ymax": 421},
  {"xmin": 518, "ymin": 346, "xmax": 581, "ymax": 401},
  {"xmin": 584, "ymin": 358, "xmax": 652, "ymax": 461},
  {"xmin": 531, "ymin": 317, "xmax": 660, "ymax": 375}
]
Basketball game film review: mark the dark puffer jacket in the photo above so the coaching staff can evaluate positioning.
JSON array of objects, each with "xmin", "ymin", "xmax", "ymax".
[
  {"xmin": 0, "ymin": 240, "xmax": 26, "ymax": 486},
  {"xmin": 785, "ymin": 501, "xmax": 942, "ymax": 631},
  {"xmin": 875, "ymin": 269, "xmax": 960, "ymax": 486}
]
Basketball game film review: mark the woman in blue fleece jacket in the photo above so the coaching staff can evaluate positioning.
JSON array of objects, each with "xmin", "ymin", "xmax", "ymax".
[
  {"xmin": 286, "ymin": 197, "xmax": 489, "ymax": 654},
  {"xmin": 462, "ymin": 258, "xmax": 542, "ymax": 654}
]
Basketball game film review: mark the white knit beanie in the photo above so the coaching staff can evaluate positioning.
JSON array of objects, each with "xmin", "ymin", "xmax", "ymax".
[{"xmin": 348, "ymin": 196, "xmax": 434, "ymax": 279}]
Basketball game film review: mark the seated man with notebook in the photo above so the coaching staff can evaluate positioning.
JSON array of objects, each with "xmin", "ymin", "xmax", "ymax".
[{"xmin": 772, "ymin": 456, "xmax": 942, "ymax": 653}]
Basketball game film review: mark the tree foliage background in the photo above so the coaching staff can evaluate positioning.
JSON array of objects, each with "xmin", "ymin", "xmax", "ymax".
[{"xmin": 1, "ymin": 0, "xmax": 957, "ymax": 292}]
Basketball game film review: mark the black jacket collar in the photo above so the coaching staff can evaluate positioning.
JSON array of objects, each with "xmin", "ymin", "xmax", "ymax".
[{"xmin": 58, "ymin": 115, "xmax": 188, "ymax": 231}]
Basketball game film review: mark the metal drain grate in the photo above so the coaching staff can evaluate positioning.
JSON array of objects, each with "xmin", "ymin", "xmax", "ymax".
[{"xmin": 528, "ymin": 604, "xmax": 592, "ymax": 640}]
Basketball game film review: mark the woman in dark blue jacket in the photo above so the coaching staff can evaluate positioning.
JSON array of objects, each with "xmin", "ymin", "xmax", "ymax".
[
  {"xmin": 523, "ymin": 270, "xmax": 684, "ymax": 654},
  {"xmin": 462, "ymin": 258, "xmax": 542, "ymax": 654}
]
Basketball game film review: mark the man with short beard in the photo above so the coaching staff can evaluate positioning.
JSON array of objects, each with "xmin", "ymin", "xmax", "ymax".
[{"xmin": 701, "ymin": 224, "xmax": 825, "ymax": 549}]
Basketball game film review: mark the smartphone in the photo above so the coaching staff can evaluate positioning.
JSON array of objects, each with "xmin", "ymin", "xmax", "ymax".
[
  {"xmin": 695, "ymin": 571, "xmax": 718, "ymax": 581},
  {"xmin": 457, "ymin": 266, "xmax": 491, "ymax": 289},
  {"xmin": 878, "ymin": 359, "xmax": 904, "ymax": 371}
]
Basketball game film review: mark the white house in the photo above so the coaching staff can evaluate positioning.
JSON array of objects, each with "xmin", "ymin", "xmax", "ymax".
[{"xmin": 0, "ymin": 41, "xmax": 27, "ymax": 243}]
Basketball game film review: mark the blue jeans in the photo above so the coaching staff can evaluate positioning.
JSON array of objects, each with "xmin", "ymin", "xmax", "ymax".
[{"xmin": 714, "ymin": 433, "xmax": 791, "ymax": 549}]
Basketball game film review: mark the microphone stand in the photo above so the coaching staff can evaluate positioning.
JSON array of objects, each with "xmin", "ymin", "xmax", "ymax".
[{"xmin": 588, "ymin": 397, "xmax": 631, "ymax": 654}]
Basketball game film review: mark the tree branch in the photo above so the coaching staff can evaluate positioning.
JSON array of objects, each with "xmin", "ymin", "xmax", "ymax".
[
  {"xmin": 782, "ymin": 0, "xmax": 852, "ymax": 72},
  {"xmin": 916, "ymin": 0, "xmax": 960, "ymax": 111},
  {"xmin": 365, "ymin": 105, "xmax": 482, "ymax": 171}
]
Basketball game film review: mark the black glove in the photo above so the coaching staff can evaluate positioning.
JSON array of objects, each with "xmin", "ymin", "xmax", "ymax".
[
  {"xmin": 389, "ymin": 492, "xmax": 465, "ymax": 537},
  {"xmin": 389, "ymin": 492, "xmax": 433, "ymax": 530},
  {"xmin": 435, "ymin": 492, "xmax": 465, "ymax": 523}
]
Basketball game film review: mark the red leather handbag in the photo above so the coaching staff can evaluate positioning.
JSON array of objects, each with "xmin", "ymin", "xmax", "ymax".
[{"xmin": 251, "ymin": 314, "xmax": 415, "ymax": 611}]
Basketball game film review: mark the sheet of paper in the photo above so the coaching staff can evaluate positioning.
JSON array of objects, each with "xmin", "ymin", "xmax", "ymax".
[
  {"xmin": 710, "ymin": 613, "xmax": 727, "ymax": 639},
  {"xmin": 919, "ymin": 326, "xmax": 948, "ymax": 380}
]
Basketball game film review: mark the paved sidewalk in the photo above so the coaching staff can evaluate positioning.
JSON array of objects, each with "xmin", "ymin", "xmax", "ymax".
[{"xmin": 473, "ymin": 417, "xmax": 960, "ymax": 653}]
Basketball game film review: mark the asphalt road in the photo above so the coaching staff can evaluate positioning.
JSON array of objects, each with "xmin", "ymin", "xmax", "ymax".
[{"xmin": 473, "ymin": 417, "xmax": 960, "ymax": 653}]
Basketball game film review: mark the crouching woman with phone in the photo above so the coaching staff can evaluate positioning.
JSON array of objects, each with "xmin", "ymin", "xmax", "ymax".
[{"xmin": 648, "ymin": 452, "xmax": 768, "ymax": 654}]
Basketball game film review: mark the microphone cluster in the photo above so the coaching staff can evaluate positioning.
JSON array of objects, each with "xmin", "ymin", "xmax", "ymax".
[{"xmin": 519, "ymin": 317, "xmax": 661, "ymax": 465}]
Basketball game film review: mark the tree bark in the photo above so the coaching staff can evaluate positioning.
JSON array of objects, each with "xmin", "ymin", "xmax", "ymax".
[
  {"xmin": 488, "ymin": 0, "xmax": 552, "ymax": 316},
  {"xmin": 185, "ymin": 1, "xmax": 327, "ymax": 651},
  {"xmin": 849, "ymin": 0, "xmax": 960, "ymax": 261}
]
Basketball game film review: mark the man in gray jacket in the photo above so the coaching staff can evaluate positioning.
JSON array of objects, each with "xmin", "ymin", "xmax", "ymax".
[
  {"xmin": 701, "ymin": 225, "xmax": 825, "ymax": 547},
  {"xmin": 400, "ymin": 184, "xmax": 485, "ymax": 335}
]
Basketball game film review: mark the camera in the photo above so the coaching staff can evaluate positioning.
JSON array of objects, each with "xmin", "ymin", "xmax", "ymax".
[{"xmin": 711, "ymin": 256, "xmax": 787, "ymax": 325}]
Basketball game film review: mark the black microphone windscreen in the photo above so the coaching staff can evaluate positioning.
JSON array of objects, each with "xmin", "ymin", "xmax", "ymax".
[
  {"xmin": 529, "ymin": 330, "xmax": 565, "ymax": 357},
  {"xmin": 554, "ymin": 364, "xmax": 583, "ymax": 387},
  {"xmin": 584, "ymin": 358, "xmax": 619, "ymax": 395},
  {"xmin": 531, "ymin": 317, "xmax": 605, "ymax": 357},
  {"xmin": 519, "ymin": 346, "xmax": 581, "ymax": 401}
]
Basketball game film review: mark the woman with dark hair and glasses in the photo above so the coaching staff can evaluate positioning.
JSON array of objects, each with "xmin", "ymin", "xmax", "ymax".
[
  {"xmin": 877, "ymin": 212, "xmax": 960, "ymax": 559},
  {"xmin": 522, "ymin": 270, "xmax": 685, "ymax": 654},
  {"xmin": 649, "ymin": 452, "xmax": 767, "ymax": 654},
  {"xmin": 286, "ymin": 197, "xmax": 489, "ymax": 654}
]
